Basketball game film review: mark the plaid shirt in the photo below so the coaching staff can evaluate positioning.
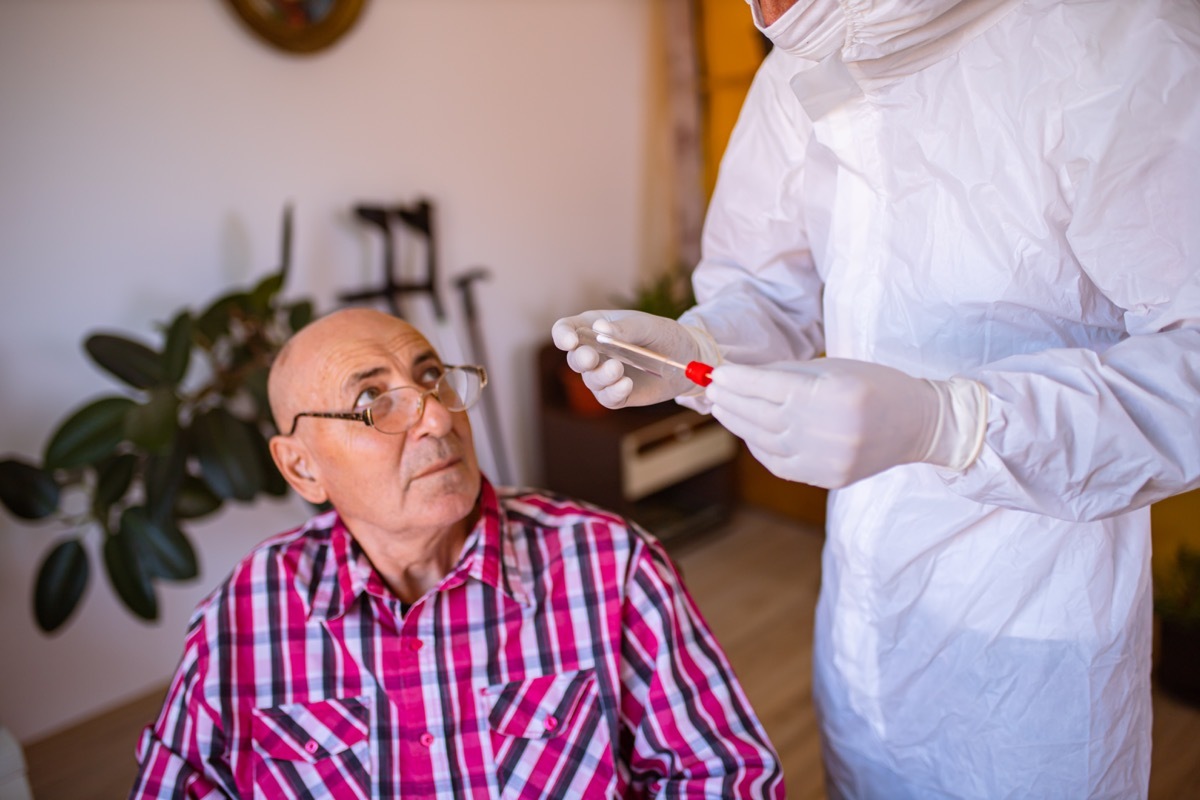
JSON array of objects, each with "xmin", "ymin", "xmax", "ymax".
[{"xmin": 131, "ymin": 480, "xmax": 784, "ymax": 798}]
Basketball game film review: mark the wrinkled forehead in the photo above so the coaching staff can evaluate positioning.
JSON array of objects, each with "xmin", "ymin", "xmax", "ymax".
[{"xmin": 286, "ymin": 312, "xmax": 441, "ymax": 404}]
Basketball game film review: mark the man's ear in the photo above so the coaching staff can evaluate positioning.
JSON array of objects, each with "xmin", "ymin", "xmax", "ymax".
[{"xmin": 269, "ymin": 435, "xmax": 329, "ymax": 505}]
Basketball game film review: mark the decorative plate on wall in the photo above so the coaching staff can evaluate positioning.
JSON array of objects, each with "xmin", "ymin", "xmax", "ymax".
[{"xmin": 224, "ymin": 0, "xmax": 368, "ymax": 55}]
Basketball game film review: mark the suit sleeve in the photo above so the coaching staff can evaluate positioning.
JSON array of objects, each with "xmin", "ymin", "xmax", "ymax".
[
  {"xmin": 945, "ymin": 15, "xmax": 1200, "ymax": 521},
  {"xmin": 680, "ymin": 48, "xmax": 826, "ymax": 383}
]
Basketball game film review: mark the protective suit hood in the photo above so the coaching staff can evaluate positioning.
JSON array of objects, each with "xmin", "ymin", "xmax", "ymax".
[{"xmin": 749, "ymin": 0, "xmax": 1022, "ymax": 93}]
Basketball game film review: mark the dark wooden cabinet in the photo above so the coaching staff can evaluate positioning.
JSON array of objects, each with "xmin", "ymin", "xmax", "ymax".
[{"xmin": 536, "ymin": 343, "xmax": 736, "ymax": 545}]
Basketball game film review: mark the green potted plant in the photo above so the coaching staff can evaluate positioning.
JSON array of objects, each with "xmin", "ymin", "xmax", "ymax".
[
  {"xmin": 0, "ymin": 210, "xmax": 314, "ymax": 633},
  {"xmin": 1155, "ymin": 544, "xmax": 1200, "ymax": 706},
  {"xmin": 615, "ymin": 266, "xmax": 696, "ymax": 320}
]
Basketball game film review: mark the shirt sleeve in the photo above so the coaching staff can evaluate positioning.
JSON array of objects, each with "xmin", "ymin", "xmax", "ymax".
[
  {"xmin": 618, "ymin": 531, "xmax": 784, "ymax": 799},
  {"xmin": 130, "ymin": 623, "xmax": 232, "ymax": 799},
  {"xmin": 945, "ymin": 11, "xmax": 1200, "ymax": 521},
  {"xmin": 679, "ymin": 49, "xmax": 826, "ymax": 381}
]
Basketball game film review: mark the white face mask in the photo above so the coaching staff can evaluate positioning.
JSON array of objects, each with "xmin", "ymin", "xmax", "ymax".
[{"xmin": 748, "ymin": 0, "xmax": 846, "ymax": 61}]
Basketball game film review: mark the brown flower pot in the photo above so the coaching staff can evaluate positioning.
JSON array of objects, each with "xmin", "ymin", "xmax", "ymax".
[{"xmin": 558, "ymin": 363, "xmax": 610, "ymax": 418}]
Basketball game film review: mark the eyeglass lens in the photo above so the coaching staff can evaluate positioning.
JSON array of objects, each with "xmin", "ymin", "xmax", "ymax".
[{"xmin": 369, "ymin": 368, "xmax": 481, "ymax": 433}]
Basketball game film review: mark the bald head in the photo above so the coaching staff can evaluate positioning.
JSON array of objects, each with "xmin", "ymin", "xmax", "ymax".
[{"xmin": 268, "ymin": 308, "xmax": 427, "ymax": 434}]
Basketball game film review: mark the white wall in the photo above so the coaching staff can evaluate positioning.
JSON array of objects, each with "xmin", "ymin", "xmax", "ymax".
[{"xmin": 0, "ymin": 0, "xmax": 676, "ymax": 743}]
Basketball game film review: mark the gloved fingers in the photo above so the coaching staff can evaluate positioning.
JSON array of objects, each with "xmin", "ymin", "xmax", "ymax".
[
  {"xmin": 708, "ymin": 362, "xmax": 819, "ymax": 405},
  {"xmin": 594, "ymin": 376, "xmax": 634, "ymax": 408},
  {"xmin": 710, "ymin": 407, "xmax": 796, "ymax": 455},
  {"xmin": 596, "ymin": 312, "xmax": 667, "ymax": 343},
  {"xmin": 550, "ymin": 318, "xmax": 580, "ymax": 351},
  {"xmin": 551, "ymin": 311, "xmax": 609, "ymax": 351},
  {"xmin": 600, "ymin": 312, "xmax": 699, "ymax": 361},
  {"xmin": 581, "ymin": 357, "xmax": 627, "ymax": 393},
  {"xmin": 708, "ymin": 396, "xmax": 791, "ymax": 451},
  {"xmin": 566, "ymin": 345, "xmax": 600, "ymax": 373},
  {"xmin": 746, "ymin": 444, "xmax": 831, "ymax": 489}
]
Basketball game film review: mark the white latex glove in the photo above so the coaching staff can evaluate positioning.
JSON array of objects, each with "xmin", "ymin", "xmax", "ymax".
[
  {"xmin": 550, "ymin": 310, "xmax": 721, "ymax": 408},
  {"xmin": 707, "ymin": 359, "xmax": 988, "ymax": 489}
]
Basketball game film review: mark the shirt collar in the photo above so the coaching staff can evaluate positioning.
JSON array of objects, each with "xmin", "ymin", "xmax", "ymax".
[
  {"xmin": 459, "ymin": 479, "xmax": 532, "ymax": 607},
  {"xmin": 304, "ymin": 477, "xmax": 531, "ymax": 622}
]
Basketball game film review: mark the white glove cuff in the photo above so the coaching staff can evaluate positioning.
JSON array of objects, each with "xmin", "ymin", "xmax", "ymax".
[
  {"xmin": 676, "ymin": 324, "xmax": 723, "ymax": 398},
  {"xmin": 923, "ymin": 377, "xmax": 988, "ymax": 472}
]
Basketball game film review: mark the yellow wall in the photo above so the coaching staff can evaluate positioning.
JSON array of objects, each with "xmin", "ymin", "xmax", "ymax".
[
  {"xmin": 1152, "ymin": 489, "xmax": 1200, "ymax": 582},
  {"xmin": 693, "ymin": 2, "xmax": 1200, "ymax": 571},
  {"xmin": 696, "ymin": 0, "xmax": 766, "ymax": 197},
  {"xmin": 696, "ymin": 1, "xmax": 826, "ymax": 522}
]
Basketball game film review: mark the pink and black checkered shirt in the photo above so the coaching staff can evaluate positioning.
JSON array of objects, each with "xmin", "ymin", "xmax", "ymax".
[{"xmin": 131, "ymin": 480, "xmax": 784, "ymax": 798}]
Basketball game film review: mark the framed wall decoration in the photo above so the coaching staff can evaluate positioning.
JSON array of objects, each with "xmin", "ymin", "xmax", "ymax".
[{"xmin": 224, "ymin": 0, "xmax": 368, "ymax": 55}]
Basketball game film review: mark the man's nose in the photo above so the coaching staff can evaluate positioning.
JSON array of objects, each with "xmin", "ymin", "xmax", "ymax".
[{"xmin": 411, "ymin": 390, "xmax": 454, "ymax": 437}]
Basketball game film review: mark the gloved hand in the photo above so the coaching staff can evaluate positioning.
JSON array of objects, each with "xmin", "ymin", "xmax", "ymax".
[
  {"xmin": 550, "ymin": 310, "xmax": 720, "ymax": 408},
  {"xmin": 706, "ymin": 358, "xmax": 987, "ymax": 489}
]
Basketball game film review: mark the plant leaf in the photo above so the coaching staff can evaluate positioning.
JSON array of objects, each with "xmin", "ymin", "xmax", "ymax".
[
  {"xmin": 243, "ymin": 366, "xmax": 272, "ymax": 423},
  {"xmin": 162, "ymin": 311, "xmax": 193, "ymax": 384},
  {"xmin": 124, "ymin": 387, "xmax": 180, "ymax": 453},
  {"xmin": 145, "ymin": 435, "xmax": 187, "ymax": 521},
  {"xmin": 250, "ymin": 271, "xmax": 284, "ymax": 314},
  {"xmin": 120, "ymin": 506, "xmax": 198, "ymax": 581},
  {"xmin": 174, "ymin": 474, "xmax": 222, "ymax": 519},
  {"xmin": 287, "ymin": 300, "xmax": 314, "ymax": 333},
  {"xmin": 195, "ymin": 291, "xmax": 251, "ymax": 344},
  {"xmin": 244, "ymin": 420, "xmax": 288, "ymax": 497},
  {"xmin": 0, "ymin": 458, "xmax": 60, "ymax": 520},
  {"xmin": 93, "ymin": 453, "xmax": 137, "ymax": 514},
  {"xmin": 190, "ymin": 408, "xmax": 263, "ymax": 501},
  {"xmin": 102, "ymin": 529, "xmax": 157, "ymax": 621},
  {"xmin": 34, "ymin": 538, "xmax": 90, "ymax": 632},
  {"xmin": 85, "ymin": 333, "xmax": 164, "ymax": 389},
  {"xmin": 43, "ymin": 396, "xmax": 136, "ymax": 470}
]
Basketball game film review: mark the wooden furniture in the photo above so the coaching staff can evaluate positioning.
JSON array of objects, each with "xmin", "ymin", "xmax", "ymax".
[{"xmin": 536, "ymin": 343, "xmax": 736, "ymax": 545}]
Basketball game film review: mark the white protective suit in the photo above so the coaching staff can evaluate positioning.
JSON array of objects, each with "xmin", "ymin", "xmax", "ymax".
[{"xmin": 678, "ymin": 0, "xmax": 1200, "ymax": 797}]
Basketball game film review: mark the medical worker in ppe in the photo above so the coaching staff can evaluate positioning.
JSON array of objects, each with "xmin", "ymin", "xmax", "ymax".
[{"xmin": 552, "ymin": 1, "xmax": 1200, "ymax": 797}]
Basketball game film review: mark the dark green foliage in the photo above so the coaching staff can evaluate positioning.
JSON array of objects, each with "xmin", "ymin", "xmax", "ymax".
[
  {"xmin": 43, "ymin": 396, "xmax": 136, "ymax": 470},
  {"xmin": 173, "ymin": 475, "xmax": 223, "ymax": 520},
  {"xmin": 93, "ymin": 454, "xmax": 138, "ymax": 515},
  {"xmin": 192, "ymin": 408, "xmax": 265, "ymax": 502},
  {"xmin": 34, "ymin": 539, "xmax": 89, "ymax": 632},
  {"xmin": 0, "ymin": 244, "xmax": 313, "ymax": 632},
  {"xmin": 103, "ymin": 528, "xmax": 157, "ymax": 621},
  {"xmin": 613, "ymin": 267, "xmax": 696, "ymax": 320},
  {"xmin": 162, "ymin": 312, "xmax": 194, "ymax": 387},
  {"xmin": 1157, "ymin": 545, "xmax": 1200, "ymax": 624},
  {"xmin": 86, "ymin": 334, "xmax": 165, "ymax": 389},
  {"xmin": 120, "ymin": 506, "xmax": 198, "ymax": 581},
  {"xmin": 0, "ymin": 459, "xmax": 60, "ymax": 520}
]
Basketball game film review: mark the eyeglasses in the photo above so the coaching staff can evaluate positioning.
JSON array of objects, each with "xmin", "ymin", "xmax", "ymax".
[{"xmin": 284, "ymin": 365, "xmax": 487, "ymax": 436}]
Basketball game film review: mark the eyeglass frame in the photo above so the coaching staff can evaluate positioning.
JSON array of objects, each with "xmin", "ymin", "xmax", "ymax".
[{"xmin": 281, "ymin": 364, "xmax": 488, "ymax": 437}]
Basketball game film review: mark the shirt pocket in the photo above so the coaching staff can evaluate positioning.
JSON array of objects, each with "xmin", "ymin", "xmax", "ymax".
[
  {"xmin": 250, "ymin": 695, "xmax": 372, "ymax": 799},
  {"xmin": 481, "ymin": 669, "xmax": 613, "ymax": 797}
]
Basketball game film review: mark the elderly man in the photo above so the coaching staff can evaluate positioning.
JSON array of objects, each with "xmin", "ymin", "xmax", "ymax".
[{"xmin": 131, "ymin": 307, "xmax": 783, "ymax": 799}]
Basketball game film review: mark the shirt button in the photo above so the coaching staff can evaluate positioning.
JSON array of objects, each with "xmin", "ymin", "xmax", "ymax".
[
  {"xmin": 544, "ymin": 715, "xmax": 558, "ymax": 732},
  {"xmin": 408, "ymin": 638, "xmax": 424, "ymax": 651},
  {"xmin": 419, "ymin": 732, "xmax": 435, "ymax": 747},
  {"xmin": 304, "ymin": 740, "xmax": 319, "ymax": 754}
]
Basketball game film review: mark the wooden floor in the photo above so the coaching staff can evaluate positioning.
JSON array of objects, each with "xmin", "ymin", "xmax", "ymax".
[{"xmin": 23, "ymin": 505, "xmax": 1200, "ymax": 798}]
